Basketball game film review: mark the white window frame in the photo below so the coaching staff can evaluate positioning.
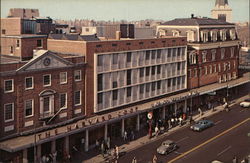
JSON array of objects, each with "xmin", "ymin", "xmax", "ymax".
[
  {"xmin": 202, "ymin": 51, "xmax": 207, "ymax": 63},
  {"xmin": 60, "ymin": 93, "xmax": 67, "ymax": 109},
  {"xmin": 74, "ymin": 90, "xmax": 82, "ymax": 106},
  {"xmin": 4, "ymin": 79, "xmax": 14, "ymax": 93},
  {"xmin": 194, "ymin": 68, "xmax": 198, "ymax": 77},
  {"xmin": 25, "ymin": 76, "xmax": 34, "ymax": 90},
  {"xmin": 43, "ymin": 74, "xmax": 51, "ymax": 87},
  {"xmin": 230, "ymin": 47, "xmax": 235, "ymax": 58},
  {"xmin": 214, "ymin": 64, "xmax": 217, "ymax": 73},
  {"xmin": 25, "ymin": 99, "xmax": 34, "ymax": 118},
  {"xmin": 218, "ymin": 64, "xmax": 221, "ymax": 72},
  {"xmin": 211, "ymin": 49, "xmax": 216, "ymax": 61},
  {"xmin": 221, "ymin": 48, "xmax": 225, "ymax": 59},
  {"xmin": 60, "ymin": 72, "xmax": 67, "ymax": 84},
  {"xmin": 209, "ymin": 65, "xmax": 213, "ymax": 74},
  {"xmin": 204, "ymin": 66, "xmax": 208, "ymax": 75},
  {"xmin": 74, "ymin": 70, "xmax": 82, "ymax": 82},
  {"xmin": 4, "ymin": 103, "xmax": 14, "ymax": 122}
]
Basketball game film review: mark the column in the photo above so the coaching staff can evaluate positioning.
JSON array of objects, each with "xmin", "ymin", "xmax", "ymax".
[
  {"xmin": 136, "ymin": 114, "xmax": 140, "ymax": 131},
  {"xmin": 174, "ymin": 103, "xmax": 177, "ymax": 116},
  {"xmin": 162, "ymin": 107, "xmax": 166, "ymax": 120},
  {"xmin": 65, "ymin": 136, "xmax": 69, "ymax": 155},
  {"xmin": 23, "ymin": 149, "xmax": 28, "ymax": 163},
  {"xmin": 121, "ymin": 119, "xmax": 125, "ymax": 137},
  {"xmin": 51, "ymin": 140, "xmax": 56, "ymax": 163},
  {"xmin": 104, "ymin": 124, "xmax": 108, "ymax": 141},
  {"xmin": 37, "ymin": 144, "xmax": 41, "ymax": 163},
  {"xmin": 184, "ymin": 99, "xmax": 187, "ymax": 113},
  {"xmin": 84, "ymin": 129, "xmax": 89, "ymax": 152}
]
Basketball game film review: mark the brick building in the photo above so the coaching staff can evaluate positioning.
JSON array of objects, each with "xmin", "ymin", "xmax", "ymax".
[{"xmin": 8, "ymin": 8, "xmax": 39, "ymax": 19}]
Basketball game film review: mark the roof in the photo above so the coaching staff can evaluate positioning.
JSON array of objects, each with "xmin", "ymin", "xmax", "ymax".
[
  {"xmin": 48, "ymin": 34, "xmax": 100, "ymax": 41},
  {"xmin": 1, "ymin": 34, "xmax": 47, "ymax": 39},
  {"xmin": 161, "ymin": 17, "xmax": 234, "ymax": 26},
  {"xmin": 215, "ymin": 0, "xmax": 228, "ymax": 6},
  {"xmin": 0, "ymin": 55, "xmax": 22, "ymax": 64}
]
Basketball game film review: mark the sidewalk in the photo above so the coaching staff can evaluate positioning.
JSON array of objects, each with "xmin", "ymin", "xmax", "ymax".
[{"xmin": 82, "ymin": 94, "xmax": 249, "ymax": 163}]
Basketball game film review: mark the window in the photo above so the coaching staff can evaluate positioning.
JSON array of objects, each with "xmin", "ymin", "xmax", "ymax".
[
  {"xmin": 126, "ymin": 42, "xmax": 131, "ymax": 46},
  {"xmin": 97, "ymin": 55, "xmax": 103, "ymax": 66},
  {"xmin": 139, "ymin": 68, "xmax": 144, "ymax": 77},
  {"xmin": 218, "ymin": 64, "xmax": 221, "ymax": 72},
  {"xmin": 223, "ymin": 63, "xmax": 227, "ymax": 71},
  {"xmin": 204, "ymin": 66, "xmax": 208, "ymax": 75},
  {"xmin": 25, "ymin": 99, "xmax": 33, "ymax": 117},
  {"xmin": 157, "ymin": 81, "xmax": 161, "ymax": 89},
  {"xmin": 112, "ymin": 90, "xmax": 118, "ymax": 100},
  {"xmin": 209, "ymin": 65, "xmax": 213, "ymax": 74},
  {"xmin": 16, "ymin": 40, "xmax": 20, "ymax": 47},
  {"xmin": 96, "ymin": 44, "xmax": 102, "ymax": 48},
  {"xmin": 157, "ymin": 65, "xmax": 161, "ymax": 74},
  {"xmin": 211, "ymin": 31, "xmax": 217, "ymax": 42},
  {"xmin": 151, "ymin": 66, "xmax": 156, "ymax": 75},
  {"xmin": 113, "ymin": 53, "xmax": 118, "ymax": 64},
  {"xmin": 220, "ymin": 30, "xmax": 227, "ymax": 41},
  {"xmin": 74, "ymin": 70, "xmax": 81, "ymax": 81},
  {"xmin": 194, "ymin": 68, "xmax": 198, "ymax": 77},
  {"xmin": 25, "ymin": 77, "xmax": 33, "ymax": 89},
  {"xmin": 177, "ymin": 63, "xmax": 181, "ymax": 70},
  {"xmin": 187, "ymin": 31, "xmax": 195, "ymax": 42},
  {"xmin": 146, "ymin": 67, "xmax": 150, "ymax": 76},
  {"xmin": 112, "ymin": 43, "xmax": 117, "ymax": 47},
  {"xmin": 228, "ymin": 62, "xmax": 231, "ymax": 70},
  {"xmin": 151, "ymin": 82, "xmax": 156, "ymax": 91},
  {"xmin": 43, "ymin": 97, "xmax": 50, "ymax": 112},
  {"xmin": 211, "ymin": 49, "xmax": 216, "ymax": 61},
  {"xmin": 202, "ymin": 51, "xmax": 207, "ymax": 63},
  {"xmin": 60, "ymin": 93, "xmax": 67, "ymax": 109},
  {"xmin": 230, "ymin": 29, "xmax": 236, "ymax": 40},
  {"xmin": 43, "ymin": 74, "xmax": 51, "ymax": 86},
  {"xmin": 37, "ymin": 40, "xmax": 42, "ymax": 47},
  {"xmin": 2, "ymin": 29, "xmax": 6, "ymax": 34},
  {"xmin": 4, "ymin": 103, "xmax": 14, "ymax": 122},
  {"xmin": 4, "ymin": 79, "xmax": 14, "ymax": 93},
  {"xmin": 146, "ymin": 83, "xmax": 150, "ymax": 92},
  {"xmin": 221, "ymin": 48, "xmax": 225, "ymax": 59},
  {"xmin": 127, "ymin": 52, "xmax": 132, "ymax": 62},
  {"xmin": 127, "ymin": 87, "xmax": 131, "ymax": 97},
  {"xmin": 112, "ymin": 81, "xmax": 118, "ymax": 88},
  {"xmin": 98, "ymin": 74, "xmax": 103, "ymax": 91},
  {"xmin": 74, "ymin": 91, "xmax": 81, "ymax": 106},
  {"xmin": 201, "ymin": 31, "xmax": 208, "ymax": 42},
  {"xmin": 146, "ymin": 51, "xmax": 150, "ymax": 60},
  {"xmin": 230, "ymin": 47, "xmax": 235, "ymax": 58},
  {"xmin": 60, "ymin": 72, "xmax": 67, "ymax": 84},
  {"xmin": 151, "ymin": 50, "xmax": 156, "ymax": 59},
  {"xmin": 85, "ymin": 28, "xmax": 89, "ymax": 32},
  {"xmin": 157, "ymin": 49, "xmax": 161, "ymax": 59},
  {"xmin": 98, "ymin": 93, "xmax": 103, "ymax": 104},
  {"xmin": 140, "ymin": 85, "xmax": 144, "ymax": 94},
  {"xmin": 127, "ymin": 70, "xmax": 131, "ymax": 85},
  {"xmin": 189, "ymin": 51, "xmax": 197, "ymax": 65},
  {"xmin": 139, "ymin": 42, "xmax": 143, "ymax": 45},
  {"xmin": 10, "ymin": 46, "xmax": 13, "ymax": 54},
  {"xmin": 214, "ymin": 64, "xmax": 217, "ymax": 73}
]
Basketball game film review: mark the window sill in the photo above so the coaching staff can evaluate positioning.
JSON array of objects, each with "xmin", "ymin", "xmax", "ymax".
[
  {"xmin": 4, "ymin": 119, "xmax": 14, "ymax": 123},
  {"xmin": 25, "ymin": 115, "xmax": 34, "ymax": 118},
  {"xmin": 74, "ymin": 104, "xmax": 82, "ymax": 107},
  {"xmin": 4, "ymin": 90, "xmax": 14, "ymax": 93},
  {"xmin": 25, "ymin": 87, "xmax": 34, "ymax": 90}
]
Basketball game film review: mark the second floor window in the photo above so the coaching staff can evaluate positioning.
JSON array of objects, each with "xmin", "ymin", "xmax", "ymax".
[
  {"xmin": 202, "ymin": 51, "xmax": 207, "ymax": 63},
  {"xmin": 189, "ymin": 52, "xmax": 197, "ymax": 65},
  {"xmin": 221, "ymin": 48, "xmax": 225, "ymax": 59},
  {"xmin": 25, "ymin": 99, "xmax": 33, "ymax": 117},
  {"xmin": 25, "ymin": 77, "xmax": 33, "ymax": 89},
  {"xmin": 230, "ymin": 47, "xmax": 235, "ymax": 58},
  {"xmin": 74, "ymin": 70, "xmax": 81, "ymax": 81},
  {"xmin": 60, "ymin": 93, "xmax": 67, "ymax": 109},
  {"xmin": 43, "ymin": 74, "xmax": 51, "ymax": 86},
  {"xmin": 211, "ymin": 49, "xmax": 216, "ymax": 61},
  {"xmin": 4, "ymin": 79, "xmax": 14, "ymax": 93},
  {"xmin": 4, "ymin": 103, "xmax": 14, "ymax": 122},
  {"xmin": 74, "ymin": 91, "xmax": 81, "ymax": 106},
  {"xmin": 60, "ymin": 72, "xmax": 67, "ymax": 84}
]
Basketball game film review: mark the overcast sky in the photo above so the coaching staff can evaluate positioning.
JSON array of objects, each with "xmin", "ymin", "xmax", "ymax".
[{"xmin": 1, "ymin": 0, "xmax": 249, "ymax": 22}]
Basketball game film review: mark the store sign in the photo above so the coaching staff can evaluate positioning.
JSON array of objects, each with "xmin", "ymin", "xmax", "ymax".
[{"xmin": 147, "ymin": 112, "xmax": 153, "ymax": 120}]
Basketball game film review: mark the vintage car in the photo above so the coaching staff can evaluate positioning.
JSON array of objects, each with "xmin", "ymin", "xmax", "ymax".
[
  {"xmin": 157, "ymin": 140, "xmax": 178, "ymax": 155},
  {"xmin": 190, "ymin": 119, "xmax": 214, "ymax": 131}
]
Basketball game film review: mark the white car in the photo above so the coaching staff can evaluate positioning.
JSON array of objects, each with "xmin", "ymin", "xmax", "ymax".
[{"xmin": 240, "ymin": 99, "xmax": 250, "ymax": 108}]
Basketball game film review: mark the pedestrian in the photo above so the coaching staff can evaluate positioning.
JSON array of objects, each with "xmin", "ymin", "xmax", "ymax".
[
  {"xmin": 178, "ymin": 117, "xmax": 183, "ymax": 126},
  {"xmin": 198, "ymin": 108, "xmax": 202, "ymax": 117},
  {"xmin": 131, "ymin": 131, "xmax": 135, "ymax": 140},
  {"xmin": 171, "ymin": 118, "xmax": 174, "ymax": 127},
  {"xmin": 152, "ymin": 154, "xmax": 157, "ymax": 163},
  {"xmin": 132, "ymin": 157, "xmax": 137, "ymax": 163},
  {"xmin": 101, "ymin": 142, "xmax": 105, "ymax": 157},
  {"xmin": 115, "ymin": 145, "xmax": 119, "ymax": 160},
  {"xmin": 124, "ymin": 130, "xmax": 128, "ymax": 141},
  {"xmin": 155, "ymin": 126, "xmax": 159, "ymax": 137},
  {"xmin": 95, "ymin": 139, "xmax": 100, "ymax": 151},
  {"xmin": 232, "ymin": 156, "xmax": 238, "ymax": 163},
  {"xmin": 168, "ymin": 119, "xmax": 171, "ymax": 129}
]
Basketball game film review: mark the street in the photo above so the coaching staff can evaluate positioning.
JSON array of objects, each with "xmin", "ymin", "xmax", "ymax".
[{"xmin": 118, "ymin": 102, "xmax": 250, "ymax": 163}]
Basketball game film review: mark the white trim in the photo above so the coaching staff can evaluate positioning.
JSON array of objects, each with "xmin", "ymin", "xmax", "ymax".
[
  {"xmin": 4, "ymin": 125, "xmax": 14, "ymax": 132},
  {"xmin": 60, "ymin": 72, "xmax": 67, "ymax": 84},
  {"xmin": 24, "ymin": 120, "xmax": 34, "ymax": 127},
  {"xmin": 74, "ymin": 70, "xmax": 82, "ymax": 82},
  {"xmin": 25, "ymin": 76, "xmax": 34, "ymax": 90},
  {"xmin": 43, "ymin": 74, "xmax": 51, "ymax": 87},
  {"xmin": 4, "ymin": 103, "xmax": 14, "ymax": 123},
  {"xmin": 24, "ymin": 99, "xmax": 34, "ymax": 118},
  {"xmin": 59, "ymin": 93, "xmax": 67, "ymax": 109},
  {"xmin": 74, "ymin": 109, "xmax": 82, "ymax": 114},
  {"xmin": 4, "ymin": 79, "xmax": 14, "ymax": 93},
  {"xmin": 74, "ymin": 90, "xmax": 82, "ymax": 106}
]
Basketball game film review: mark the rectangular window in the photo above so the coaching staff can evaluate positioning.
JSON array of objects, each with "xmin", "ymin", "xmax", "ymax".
[
  {"xmin": 10, "ymin": 46, "xmax": 13, "ymax": 54},
  {"xmin": 146, "ymin": 67, "xmax": 150, "ymax": 76},
  {"xmin": 194, "ymin": 69, "xmax": 198, "ymax": 77},
  {"xmin": 211, "ymin": 49, "xmax": 216, "ymax": 61},
  {"xmin": 209, "ymin": 65, "xmax": 213, "ymax": 74},
  {"xmin": 4, "ymin": 79, "xmax": 14, "ymax": 93},
  {"xmin": 74, "ymin": 70, "xmax": 81, "ymax": 81},
  {"xmin": 43, "ymin": 97, "xmax": 50, "ymax": 112},
  {"xmin": 177, "ymin": 63, "xmax": 181, "ymax": 70},
  {"xmin": 146, "ymin": 51, "xmax": 150, "ymax": 60},
  {"xmin": 167, "ymin": 79, "xmax": 171, "ymax": 87},
  {"xmin": 221, "ymin": 48, "xmax": 225, "ymax": 59},
  {"xmin": 204, "ymin": 66, "xmax": 208, "ymax": 75},
  {"xmin": 151, "ymin": 66, "xmax": 156, "ymax": 75},
  {"xmin": 151, "ymin": 82, "xmax": 156, "ymax": 91},
  {"xmin": 157, "ymin": 49, "xmax": 161, "ymax": 59},
  {"xmin": 112, "ymin": 90, "xmax": 118, "ymax": 100},
  {"xmin": 60, "ymin": 72, "xmax": 67, "ymax": 84},
  {"xmin": 139, "ymin": 68, "xmax": 144, "ymax": 77},
  {"xmin": 168, "ymin": 49, "xmax": 171, "ymax": 58},
  {"xmin": 98, "ymin": 93, "xmax": 103, "ymax": 104},
  {"xmin": 74, "ymin": 91, "xmax": 81, "ymax": 106},
  {"xmin": 25, "ymin": 77, "xmax": 33, "ymax": 89},
  {"xmin": 112, "ymin": 81, "xmax": 118, "ymax": 88},
  {"xmin": 2, "ymin": 29, "xmax": 6, "ymax": 34},
  {"xmin": 127, "ymin": 70, "xmax": 131, "ymax": 85},
  {"xmin": 98, "ymin": 74, "xmax": 103, "ymax": 91},
  {"xmin": 37, "ymin": 40, "xmax": 42, "ymax": 47},
  {"xmin": 230, "ymin": 47, "xmax": 235, "ymax": 58},
  {"xmin": 157, "ymin": 81, "xmax": 161, "ymax": 89},
  {"xmin": 16, "ymin": 40, "xmax": 20, "ymax": 47},
  {"xmin": 172, "ymin": 78, "xmax": 176, "ymax": 86},
  {"xmin": 127, "ymin": 87, "xmax": 132, "ymax": 97},
  {"xmin": 43, "ymin": 74, "xmax": 51, "ymax": 86},
  {"xmin": 127, "ymin": 52, "xmax": 132, "ymax": 62},
  {"xmin": 60, "ymin": 93, "xmax": 67, "ymax": 109},
  {"xmin": 151, "ymin": 50, "xmax": 156, "ymax": 59},
  {"xmin": 218, "ymin": 64, "xmax": 221, "ymax": 72},
  {"xmin": 140, "ymin": 85, "xmax": 144, "ymax": 94},
  {"xmin": 157, "ymin": 65, "xmax": 161, "ymax": 74},
  {"xmin": 25, "ymin": 99, "xmax": 33, "ymax": 117},
  {"xmin": 4, "ymin": 103, "xmax": 14, "ymax": 122},
  {"xmin": 146, "ymin": 83, "xmax": 150, "ymax": 92},
  {"xmin": 97, "ymin": 55, "xmax": 103, "ymax": 66},
  {"xmin": 112, "ymin": 43, "xmax": 117, "ymax": 47},
  {"xmin": 202, "ymin": 51, "xmax": 207, "ymax": 63},
  {"xmin": 113, "ymin": 53, "xmax": 118, "ymax": 64},
  {"xmin": 214, "ymin": 65, "xmax": 217, "ymax": 73}
]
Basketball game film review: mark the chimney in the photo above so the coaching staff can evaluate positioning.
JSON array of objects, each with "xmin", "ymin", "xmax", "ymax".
[{"xmin": 116, "ymin": 31, "xmax": 121, "ymax": 40}]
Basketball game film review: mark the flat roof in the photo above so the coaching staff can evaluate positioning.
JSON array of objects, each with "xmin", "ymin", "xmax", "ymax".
[
  {"xmin": 1, "ymin": 34, "xmax": 47, "ymax": 39},
  {"xmin": 0, "ymin": 55, "xmax": 22, "ymax": 64}
]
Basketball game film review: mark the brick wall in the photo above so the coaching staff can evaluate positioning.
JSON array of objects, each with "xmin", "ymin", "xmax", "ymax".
[{"xmin": 0, "ymin": 18, "xmax": 22, "ymax": 35}]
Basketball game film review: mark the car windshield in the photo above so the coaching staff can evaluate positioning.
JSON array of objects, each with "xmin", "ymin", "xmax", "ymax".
[{"xmin": 163, "ymin": 143, "xmax": 170, "ymax": 146}]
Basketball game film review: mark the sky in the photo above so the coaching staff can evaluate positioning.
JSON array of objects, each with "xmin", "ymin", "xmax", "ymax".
[{"xmin": 1, "ymin": 0, "xmax": 249, "ymax": 22}]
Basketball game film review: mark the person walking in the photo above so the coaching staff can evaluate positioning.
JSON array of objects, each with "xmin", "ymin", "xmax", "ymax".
[
  {"xmin": 155, "ymin": 126, "xmax": 159, "ymax": 137},
  {"xmin": 178, "ymin": 116, "xmax": 183, "ymax": 126},
  {"xmin": 124, "ymin": 130, "xmax": 128, "ymax": 141},
  {"xmin": 198, "ymin": 108, "xmax": 203, "ymax": 117},
  {"xmin": 232, "ymin": 156, "xmax": 238, "ymax": 163},
  {"xmin": 115, "ymin": 145, "xmax": 119, "ymax": 160},
  {"xmin": 152, "ymin": 154, "xmax": 157, "ymax": 163},
  {"xmin": 101, "ymin": 142, "xmax": 105, "ymax": 157},
  {"xmin": 132, "ymin": 157, "xmax": 137, "ymax": 163}
]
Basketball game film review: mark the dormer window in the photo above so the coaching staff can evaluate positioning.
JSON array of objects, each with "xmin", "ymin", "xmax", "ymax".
[
  {"xmin": 158, "ymin": 29, "xmax": 166, "ymax": 37},
  {"xmin": 230, "ymin": 29, "xmax": 236, "ymax": 40},
  {"xmin": 220, "ymin": 30, "xmax": 227, "ymax": 41},
  {"xmin": 187, "ymin": 30, "xmax": 195, "ymax": 42},
  {"xmin": 172, "ymin": 30, "xmax": 180, "ymax": 37}
]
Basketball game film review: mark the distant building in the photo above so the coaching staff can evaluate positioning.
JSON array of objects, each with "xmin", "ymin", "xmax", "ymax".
[
  {"xmin": 134, "ymin": 27, "xmax": 156, "ymax": 39},
  {"xmin": 8, "ymin": 8, "xmax": 39, "ymax": 19},
  {"xmin": 211, "ymin": 0, "xmax": 232, "ymax": 22}
]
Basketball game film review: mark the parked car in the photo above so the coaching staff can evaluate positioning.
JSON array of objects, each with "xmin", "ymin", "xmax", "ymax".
[
  {"xmin": 211, "ymin": 160, "xmax": 224, "ymax": 163},
  {"xmin": 190, "ymin": 120, "xmax": 214, "ymax": 132},
  {"xmin": 157, "ymin": 140, "xmax": 178, "ymax": 155},
  {"xmin": 240, "ymin": 99, "xmax": 250, "ymax": 108}
]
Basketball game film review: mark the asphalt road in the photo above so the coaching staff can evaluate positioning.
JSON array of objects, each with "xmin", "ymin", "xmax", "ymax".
[{"xmin": 118, "ymin": 102, "xmax": 250, "ymax": 163}]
